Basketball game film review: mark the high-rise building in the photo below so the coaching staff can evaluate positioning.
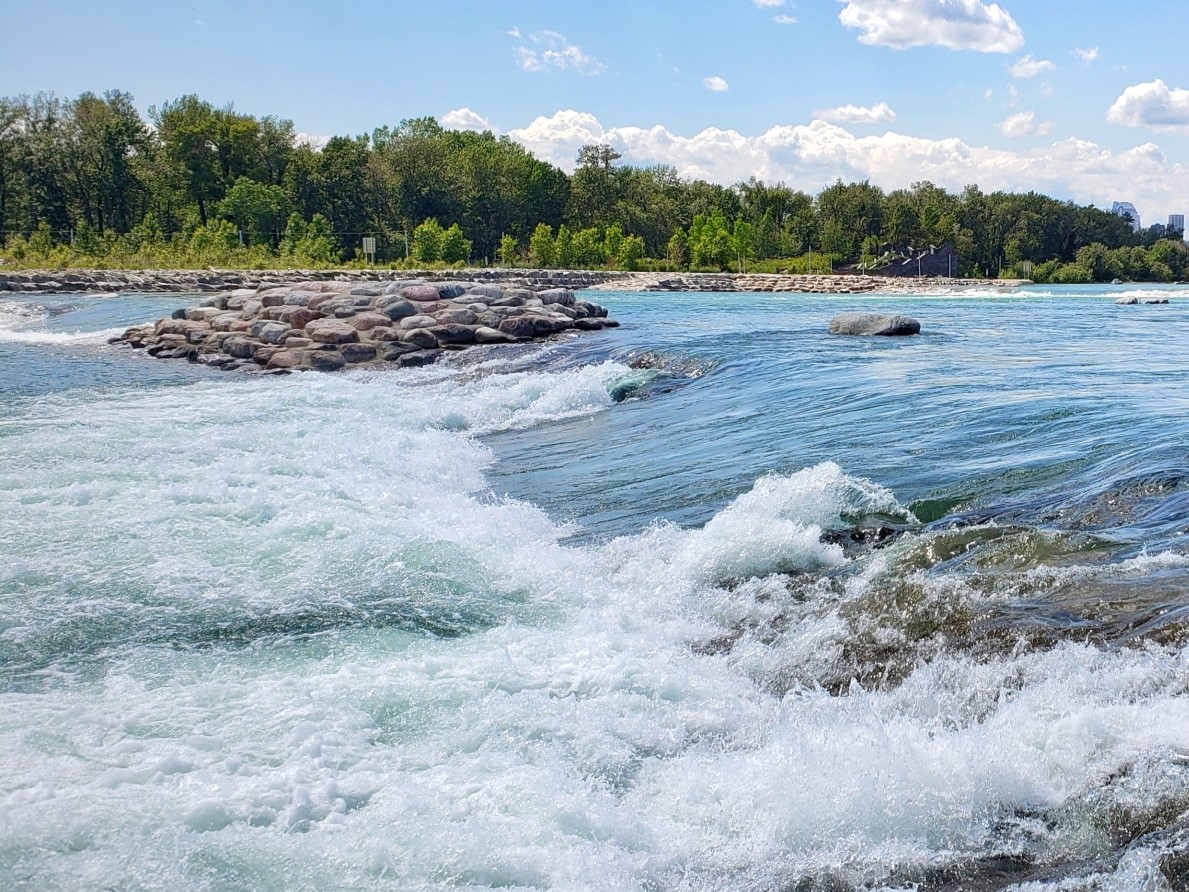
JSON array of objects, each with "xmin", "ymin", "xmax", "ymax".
[
  {"xmin": 1170, "ymin": 214, "xmax": 1185, "ymax": 234},
  {"xmin": 1111, "ymin": 201, "xmax": 1142, "ymax": 231}
]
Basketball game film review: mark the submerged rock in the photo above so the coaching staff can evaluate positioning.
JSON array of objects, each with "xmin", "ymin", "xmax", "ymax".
[{"xmin": 828, "ymin": 312, "xmax": 921, "ymax": 336}]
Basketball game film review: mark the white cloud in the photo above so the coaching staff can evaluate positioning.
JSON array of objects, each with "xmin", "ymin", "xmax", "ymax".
[
  {"xmin": 996, "ymin": 110, "xmax": 1053, "ymax": 137},
  {"xmin": 704, "ymin": 76, "xmax": 730, "ymax": 93},
  {"xmin": 984, "ymin": 88, "xmax": 994, "ymax": 101},
  {"xmin": 441, "ymin": 108, "xmax": 498, "ymax": 134},
  {"xmin": 753, "ymin": 0, "xmax": 785, "ymax": 6},
  {"xmin": 506, "ymin": 27, "xmax": 521, "ymax": 39},
  {"xmin": 1073, "ymin": 46, "xmax": 1099, "ymax": 64},
  {"xmin": 837, "ymin": 0, "xmax": 1024, "ymax": 53},
  {"xmin": 1107, "ymin": 79, "xmax": 1189, "ymax": 133},
  {"xmin": 817, "ymin": 101, "xmax": 896, "ymax": 124},
  {"xmin": 506, "ymin": 109, "xmax": 1187, "ymax": 226},
  {"xmin": 513, "ymin": 31, "xmax": 603, "ymax": 75},
  {"xmin": 294, "ymin": 133, "xmax": 329, "ymax": 151},
  {"xmin": 773, "ymin": 14, "xmax": 798, "ymax": 24},
  {"xmin": 1009, "ymin": 55, "xmax": 1056, "ymax": 79}
]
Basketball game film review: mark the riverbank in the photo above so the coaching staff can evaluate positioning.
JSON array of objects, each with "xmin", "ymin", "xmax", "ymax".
[{"xmin": 0, "ymin": 267, "xmax": 1030, "ymax": 295}]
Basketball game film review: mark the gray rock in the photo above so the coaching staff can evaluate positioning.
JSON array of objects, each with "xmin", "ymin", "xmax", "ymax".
[
  {"xmin": 258, "ymin": 323, "xmax": 290, "ymax": 345},
  {"xmin": 307, "ymin": 350, "xmax": 345, "ymax": 372},
  {"xmin": 399, "ymin": 314, "xmax": 437, "ymax": 330},
  {"xmin": 474, "ymin": 326, "xmax": 516, "ymax": 344},
  {"xmin": 466, "ymin": 284, "xmax": 504, "ymax": 300},
  {"xmin": 399, "ymin": 349, "xmax": 441, "ymax": 367},
  {"xmin": 498, "ymin": 317, "xmax": 536, "ymax": 338},
  {"xmin": 340, "ymin": 343, "xmax": 378, "ymax": 363},
  {"xmin": 374, "ymin": 296, "xmax": 416, "ymax": 320},
  {"xmin": 434, "ymin": 308, "xmax": 479, "ymax": 325},
  {"xmin": 437, "ymin": 282, "xmax": 468, "ymax": 299},
  {"xmin": 401, "ymin": 329, "xmax": 440, "ymax": 350},
  {"xmin": 828, "ymin": 312, "xmax": 920, "ymax": 336},
  {"xmin": 537, "ymin": 288, "xmax": 576, "ymax": 306},
  {"xmin": 428, "ymin": 323, "xmax": 477, "ymax": 345}
]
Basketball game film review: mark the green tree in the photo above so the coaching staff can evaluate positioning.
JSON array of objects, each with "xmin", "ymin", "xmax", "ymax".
[
  {"xmin": 528, "ymin": 222, "xmax": 556, "ymax": 268},
  {"xmin": 440, "ymin": 223, "xmax": 471, "ymax": 264},
  {"xmin": 411, "ymin": 218, "xmax": 444, "ymax": 263},
  {"xmin": 498, "ymin": 234, "xmax": 519, "ymax": 267}
]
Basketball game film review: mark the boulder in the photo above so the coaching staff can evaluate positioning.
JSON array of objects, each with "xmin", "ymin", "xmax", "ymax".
[
  {"xmin": 340, "ymin": 343, "xmax": 378, "ymax": 363},
  {"xmin": 306, "ymin": 319, "xmax": 360, "ymax": 344},
  {"xmin": 351, "ymin": 312, "xmax": 394, "ymax": 331},
  {"xmin": 266, "ymin": 350, "xmax": 304, "ymax": 370},
  {"xmin": 374, "ymin": 296, "xmax": 416, "ymax": 320},
  {"xmin": 307, "ymin": 350, "xmax": 345, "ymax": 372},
  {"xmin": 434, "ymin": 308, "xmax": 478, "ymax": 325},
  {"xmin": 399, "ymin": 349, "xmax": 441, "ymax": 367},
  {"xmin": 400, "ymin": 329, "xmax": 439, "ymax": 350},
  {"xmin": 400, "ymin": 284, "xmax": 442, "ymax": 302},
  {"xmin": 828, "ymin": 312, "xmax": 920, "ymax": 336},
  {"xmin": 466, "ymin": 284, "xmax": 504, "ymax": 301},
  {"xmin": 498, "ymin": 317, "xmax": 536, "ymax": 338},
  {"xmin": 427, "ymin": 323, "xmax": 477, "ymax": 345},
  {"xmin": 474, "ymin": 326, "xmax": 516, "ymax": 344},
  {"xmin": 537, "ymin": 288, "xmax": 576, "ymax": 306},
  {"xmin": 399, "ymin": 314, "xmax": 437, "ymax": 330}
]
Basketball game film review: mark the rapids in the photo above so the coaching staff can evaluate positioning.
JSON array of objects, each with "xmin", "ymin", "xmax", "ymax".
[{"xmin": 2, "ymin": 283, "xmax": 1189, "ymax": 890}]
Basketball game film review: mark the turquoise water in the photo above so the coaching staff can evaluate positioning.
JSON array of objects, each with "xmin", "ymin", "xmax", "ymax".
[{"xmin": 2, "ymin": 284, "xmax": 1189, "ymax": 890}]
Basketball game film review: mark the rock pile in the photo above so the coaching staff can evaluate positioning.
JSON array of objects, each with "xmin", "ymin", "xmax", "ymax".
[{"xmin": 114, "ymin": 279, "xmax": 618, "ymax": 373}]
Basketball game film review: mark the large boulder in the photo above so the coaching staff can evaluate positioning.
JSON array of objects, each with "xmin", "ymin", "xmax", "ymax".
[
  {"xmin": 828, "ymin": 312, "xmax": 920, "ymax": 336},
  {"xmin": 306, "ymin": 319, "xmax": 360, "ymax": 344}
]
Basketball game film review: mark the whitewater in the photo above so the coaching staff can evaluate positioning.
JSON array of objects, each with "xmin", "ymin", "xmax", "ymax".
[{"xmin": 3, "ymin": 284, "xmax": 1189, "ymax": 891}]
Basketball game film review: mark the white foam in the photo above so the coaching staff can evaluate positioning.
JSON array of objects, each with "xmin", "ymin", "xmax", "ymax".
[
  {"xmin": 0, "ymin": 325, "xmax": 125, "ymax": 345},
  {"xmin": 1, "ymin": 365, "xmax": 1188, "ymax": 889}
]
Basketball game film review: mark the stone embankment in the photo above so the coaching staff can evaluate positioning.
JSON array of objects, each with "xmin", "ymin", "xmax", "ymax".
[
  {"xmin": 114, "ymin": 279, "xmax": 617, "ymax": 373},
  {"xmin": 0, "ymin": 267, "xmax": 1028, "ymax": 296},
  {"xmin": 0, "ymin": 268, "xmax": 630, "ymax": 295},
  {"xmin": 584, "ymin": 272, "xmax": 1030, "ymax": 293}
]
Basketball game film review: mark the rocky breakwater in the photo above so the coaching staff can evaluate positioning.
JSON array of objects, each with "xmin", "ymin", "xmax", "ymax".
[{"xmin": 114, "ymin": 279, "xmax": 618, "ymax": 372}]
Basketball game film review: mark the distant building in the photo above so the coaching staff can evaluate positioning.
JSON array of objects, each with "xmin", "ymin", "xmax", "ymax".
[
  {"xmin": 1170, "ymin": 214, "xmax": 1185, "ymax": 236},
  {"xmin": 1111, "ymin": 201, "xmax": 1142, "ymax": 232}
]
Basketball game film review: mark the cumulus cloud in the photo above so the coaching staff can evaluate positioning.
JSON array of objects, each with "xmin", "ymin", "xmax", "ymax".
[
  {"xmin": 704, "ymin": 76, "xmax": 730, "ymax": 92},
  {"xmin": 817, "ymin": 102, "xmax": 896, "ymax": 124},
  {"xmin": 1073, "ymin": 46, "xmax": 1099, "ymax": 63},
  {"xmin": 773, "ymin": 14, "xmax": 798, "ymax": 24},
  {"xmin": 513, "ymin": 30, "xmax": 603, "ymax": 75},
  {"xmin": 837, "ymin": 0, "xmax": 1024, "ymax": 53},
  {"xmin": 294, "ymin": 133, "xmax": 330, "ymax": 151},
  {"xmin": 996, "ymin": 110, "xmax": 1053, "ymax": 137},
  {"xmin": 1107, "ymin": 79, "xmax": 1189, "ymax": 133},
  {"xmin": 441, "ymin": 108, "xmax": 498, "ymax": 134},
  {"xmin": 505, "ymin": 109, "xmax": 1186, "ymax": 225},
  {"xmin": 1009, "ymin": 55, "xmax": 1056, "ymax": 79}
]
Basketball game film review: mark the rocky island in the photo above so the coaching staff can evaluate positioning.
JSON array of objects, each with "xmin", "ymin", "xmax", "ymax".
[{"xmin": 114, "ymin": 278, "xmax": 617, "ymax": 373}]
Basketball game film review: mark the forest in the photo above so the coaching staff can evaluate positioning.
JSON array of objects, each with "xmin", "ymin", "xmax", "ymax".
[{"xmin": 1, "ymin": 90, "xmax": 1186, "ymax": 282}]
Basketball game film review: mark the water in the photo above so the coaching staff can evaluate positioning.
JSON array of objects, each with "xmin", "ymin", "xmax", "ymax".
[{"xmin": 2, "ymin": 284, "xmax": 1189, "ymax": 891}]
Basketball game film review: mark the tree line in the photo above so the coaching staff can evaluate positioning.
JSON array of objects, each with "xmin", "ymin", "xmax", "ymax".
[{"xmin": 1, "ymin": 89, "xmax": 1185, "ymax": 281}]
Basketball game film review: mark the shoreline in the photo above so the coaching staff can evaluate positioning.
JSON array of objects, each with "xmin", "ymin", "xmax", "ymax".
[{"xmin": 0, "ymin": 267, "xmax": 1032, "ymax": 296}]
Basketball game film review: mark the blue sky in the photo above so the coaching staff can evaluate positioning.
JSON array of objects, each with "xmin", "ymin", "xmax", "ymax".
[{"xmin": 3, "ymin": 1, "xmax": 1187, "ymax": 222}]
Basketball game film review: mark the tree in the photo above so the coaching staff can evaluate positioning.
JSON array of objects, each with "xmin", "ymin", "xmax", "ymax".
[
  {"xmin": 440, "ymin": 223, "xmax": 471, "ymax": 264},
  {"xmin": 152, "ymin": 95, "xmax": 222, "ymax": 225},
  {"xmin": 217, "ymin": 177, "xmax": 289, "ymax": 246},
  {"xmin": 498, "ymin": 234, "xmax": 519, "ymax": 267},
  {"xmin": 528, "ymin": 222, "xmax": 556, "ymax": 268},
  {"xmin": 411, "ymin": 218, "xmax": 444, "ymax": 263}
]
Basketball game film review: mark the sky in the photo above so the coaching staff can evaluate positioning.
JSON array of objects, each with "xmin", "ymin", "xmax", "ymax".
[{"xmin": 3, "ymin": 0, "xmax": 1188, "ymax": 224}]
